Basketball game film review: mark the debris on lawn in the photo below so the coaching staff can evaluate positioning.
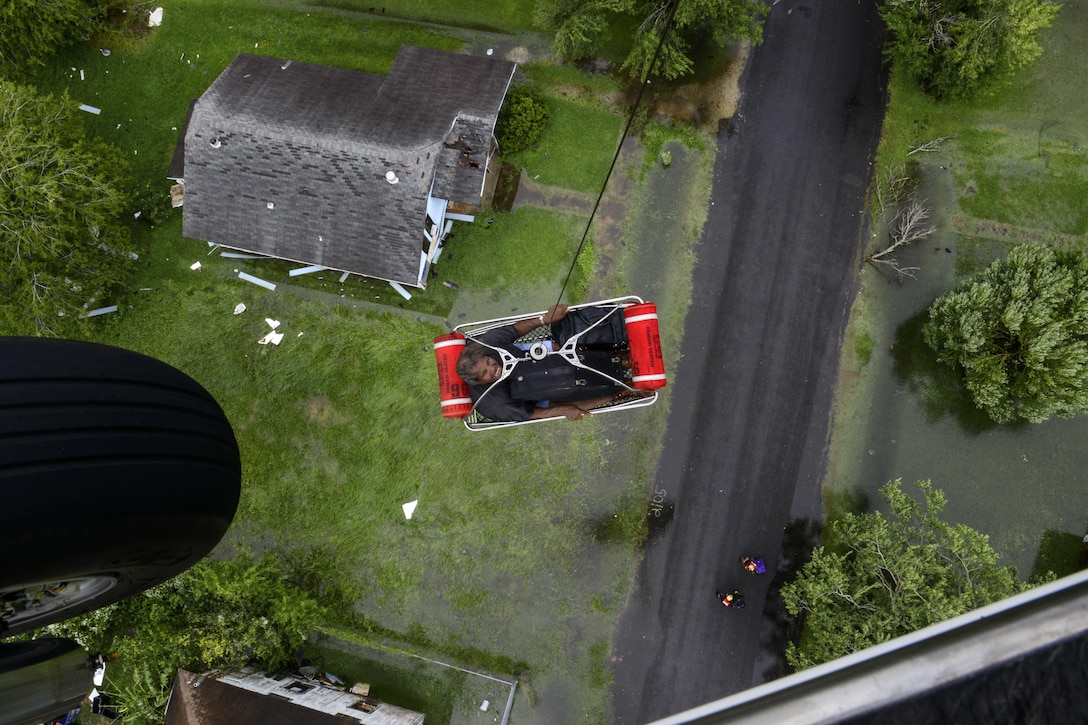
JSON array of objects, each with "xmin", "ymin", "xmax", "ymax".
[
  {"xmin": 149, "ymin": 7, "xmax": 163, "ymax": 27},
  {"xmin": 256, "ymin": 317, "xmax": 285, "ymax": 345},
  {"xmin": 238, "ymin": 271, "xmax": 276, "ymax": 290},
  {"xmin": 402, "ymin": 500, "xmax": 418, "ymax": 520},
  {"xmin": 84, "ymin": 305, "xmax": 118, "ymax": 318},
  {"xmin": 257, "ymin": 330, "xmax": 283, "ymax": 345},
  {"xmin": 190, "ymin": 261, "xmax": 202, "ymax": 271},
  {"xmin": 289, "ymin": 264, "xmax": 326, "ymax": 277},
  {"xmin": 389, "ymin": 281, "xmax": 412, "ymax": 300},
  {"xmin": 233, "ymin": 303, "xmax": 246, "ymax": 315},
  {"xmin": 78, "ymin": 104, "xmax": 101, "ymax": 115}
]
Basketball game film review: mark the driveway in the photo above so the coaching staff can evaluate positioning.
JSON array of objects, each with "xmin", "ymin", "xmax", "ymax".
[{"xmin": 608, "ymin": 1, "xmax": 888, "ymax": 722}]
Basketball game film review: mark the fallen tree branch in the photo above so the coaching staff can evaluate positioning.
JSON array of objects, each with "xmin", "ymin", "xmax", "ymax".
[
  {"xmin": 908, "ymin": 134, "xmax": 955, "ymax": 155},
  {"xmin": 865, "ymin": 200, "xmax": 935, "ymax": 281}
]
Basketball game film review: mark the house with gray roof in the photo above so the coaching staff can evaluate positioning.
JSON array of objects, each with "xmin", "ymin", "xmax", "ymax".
[{"xmin": 177, "ymin": 47, "xmax": 516, "ymax": 289}]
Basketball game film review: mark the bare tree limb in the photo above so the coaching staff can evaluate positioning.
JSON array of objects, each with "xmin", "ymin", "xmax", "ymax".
[
  {"xmin": 907, "ymin": 134, "xmax": 955, "ymax": 155},
  {"xmin": 866, "ymin": 200, "xmax": 935, "ymax": 281}
]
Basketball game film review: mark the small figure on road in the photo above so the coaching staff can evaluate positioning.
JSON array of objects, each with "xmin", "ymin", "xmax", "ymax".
[
  {"xmin": 716, "ymin": 590, "xmax": 745, "ymax": 608},
  {"xmin": 740, "ymin": 556, "xmax": 766, "ymax": 574}
]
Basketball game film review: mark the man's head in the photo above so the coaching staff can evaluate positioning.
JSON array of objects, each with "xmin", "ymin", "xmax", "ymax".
[{"xmin": 456, "ymin": 342, "xmax": 502, "ymax": 385}]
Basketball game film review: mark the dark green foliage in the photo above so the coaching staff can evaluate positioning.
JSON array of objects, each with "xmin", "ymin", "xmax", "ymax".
[
  {"xmin": 47, "ymin": 550, "xmax": 338, "ymax": 722},
  {"xmin": 0, "ymin": 80, "xmax": 135, "ymax": 336},
  {"xmin": 535, "ymin": 0, "xmax": 766, "ymax": 81},
  {"xmin": 534, "ymin": 0, "xmax": 614, "ymax": 61},
  {"xmin": 923, "ymin": 244, "xmax": 1088, "ymax": 424},
  {"xmin": 880, "ymin": 0, "xmax": 1060, "ymax": 100},
  {"xmin": 0, "ymin": 0, "xmax": 101, "ymax": 71},
  {"xmin": 131, "ymin": 179, "xmax": 177, "ymax": 227},
  {"xmin": 781, "ymin": 480, "xmax": 1022, "ymax": 669},
  {"xmin": 496, "ymin": 86, "xmax": 551, "ymax": 154}
]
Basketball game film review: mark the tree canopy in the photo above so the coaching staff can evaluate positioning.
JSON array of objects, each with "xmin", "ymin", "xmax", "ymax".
[
  {"xmin": 0, "ymin": 80, "xmax": 136, "ymax": 336},
  {"xmin": 48, "ymin": 551, "xmax": 334, "ymax": 722},
  {"xmin": 0, "ymin": 0, "xmax": 101, "ymax": 71},
  {"xmin": 536, "ymin": 0, "xmax": 766, "ymax": 81},
  {"xmin": 781, "ymin": 480, "xmax": 1022, "ymax": 670},
  {"xmin": 880, "ymin": 0, "xmax": 1061, "ymax": 100},
  {"xmin": 923, "ymin": 244, "xmax": 1088, "ymax": 424}
]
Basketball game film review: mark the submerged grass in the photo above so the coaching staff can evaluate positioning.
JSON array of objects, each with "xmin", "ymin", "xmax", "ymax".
[
  {"xmin": 827, "ymin": 1, "xmax": 1088, "ymax": 580},
  {"xmin": 873, "ymin": 2, "xmax": 1088, "ymax": 239}
]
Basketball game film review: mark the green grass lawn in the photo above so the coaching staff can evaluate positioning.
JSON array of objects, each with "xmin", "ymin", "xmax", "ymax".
[
  {"xmin": 9, "ymin": 1, "xmax": 707, "ymax": 721},
  {"xmin": 506, "ymin": 94, "xmax": 626, "ymax": 195},
  {"xmin": 872, "ymin": 1, "xmax": 1088, "ymax": 242},
  {"xmin": 305, "ymin": 0, "xmax": 543, "ymax": 34}
]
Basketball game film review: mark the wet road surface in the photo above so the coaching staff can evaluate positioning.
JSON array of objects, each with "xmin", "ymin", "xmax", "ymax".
[{"xmin": 609, "ymin": 1, "xmax": 888, "ymax": 722}]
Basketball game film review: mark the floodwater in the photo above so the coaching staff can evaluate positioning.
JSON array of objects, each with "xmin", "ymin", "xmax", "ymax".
[{"xmin": 825, "ymin": 163, "xmax": 1088, "ymax": 580}]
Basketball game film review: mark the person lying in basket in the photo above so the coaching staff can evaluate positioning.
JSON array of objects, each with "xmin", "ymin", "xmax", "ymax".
[{"xmin": 456, "ymin": 304, "xmax": 642, "ymax": 422}]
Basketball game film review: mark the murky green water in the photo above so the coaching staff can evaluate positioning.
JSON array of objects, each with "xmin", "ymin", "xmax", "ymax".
[{"xmin": 826, "ymin": 174, "xmax": 1088, "ymax": 580}]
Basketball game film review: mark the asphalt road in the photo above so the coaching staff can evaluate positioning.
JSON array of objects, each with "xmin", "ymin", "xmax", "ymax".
[{"xmin": 609, "ymin": 1, "xmax": 888, "ymax": 722}]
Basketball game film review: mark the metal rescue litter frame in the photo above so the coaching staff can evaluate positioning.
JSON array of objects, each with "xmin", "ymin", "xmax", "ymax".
[{"xmin": 446, "ymin": 295, "xmax": 662, "ymax": 431}]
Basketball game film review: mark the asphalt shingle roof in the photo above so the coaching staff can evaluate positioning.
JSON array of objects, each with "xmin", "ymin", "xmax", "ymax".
[{"xmin": 181, "ymin": 47, "xmax": 515, "ymax": 286}]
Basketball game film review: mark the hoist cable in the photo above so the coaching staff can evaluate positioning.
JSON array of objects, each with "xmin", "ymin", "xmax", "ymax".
[{"xmin": 552, "ymin": 0, "xmax": 683, "ymax": 310}]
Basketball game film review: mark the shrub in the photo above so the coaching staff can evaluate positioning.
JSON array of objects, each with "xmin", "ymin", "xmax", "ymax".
[{"xmin": 496, "ymin": 86, "xmax": 550, "ymax": 154}]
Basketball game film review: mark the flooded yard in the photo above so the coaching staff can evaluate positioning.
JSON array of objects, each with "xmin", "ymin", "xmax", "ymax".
[
  {"xmin": 824, "ymin": 0, "xmax": 1088, "ymax": 583},
  {"xmin": 828, "ymin": 231, "xmax": 1088, "ymax": 580}
]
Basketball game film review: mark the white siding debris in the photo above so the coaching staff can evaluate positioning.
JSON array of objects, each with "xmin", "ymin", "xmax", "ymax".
[
  {"xmin": 289, "ymin": 264, "xmax": 327, "ymax": 277},
  {"xmin": 389, "ymin": 281, "xmax": 412, "ymax": 300},
  {"xmin": 238, "ymin": 271, "xmax": 276, "ymax": 290}
]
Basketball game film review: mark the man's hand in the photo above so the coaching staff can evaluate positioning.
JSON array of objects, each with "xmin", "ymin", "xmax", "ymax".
[
  {"xmin": 541, "ymin": 303, "xmax": 569, "ymax": 326},
  {"xmin": 531, "ymin": 403, "xmax": 591, "ymax": 421},
  {"xmin": 558, "ymin": 403, "xmax": 590, "ymax": 420},
  {"xmin": 514, "ymin": 303, "xmax": 571, "ymax": 337}
]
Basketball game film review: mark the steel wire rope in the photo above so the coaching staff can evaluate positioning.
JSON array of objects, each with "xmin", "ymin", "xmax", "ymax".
[{"xmin": 551, "ymin": 0, "xmax": 683, "ymax": 310}]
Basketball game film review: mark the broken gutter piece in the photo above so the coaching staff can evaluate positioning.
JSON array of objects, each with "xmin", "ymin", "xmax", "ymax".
[{"xmin": 238, "ymin": 271, "xmax": 276, "ymax": 290}]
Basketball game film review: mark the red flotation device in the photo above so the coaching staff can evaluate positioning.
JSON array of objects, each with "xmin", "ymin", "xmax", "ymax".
[
  {"xmin": 624, "ymin": 303, "xmax": 666, "ymax": 390},
  {"xmin": 434, "ymin": 333, "xmax": 473, "ymax": 418}
]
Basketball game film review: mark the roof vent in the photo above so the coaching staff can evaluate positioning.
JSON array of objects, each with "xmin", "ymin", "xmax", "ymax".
[
  {"xmin": 209, "ymin": 138, "xmax": 221, "ymax": 148},
  {"xmin": 385, "ymin": 171, "xmax": 399, "ymax": 185},
  {"xmin": 267, "ymin": 202, "xmax": 275, "ymax": 210}
]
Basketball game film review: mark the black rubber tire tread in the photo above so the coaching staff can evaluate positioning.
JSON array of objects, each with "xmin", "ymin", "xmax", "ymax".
[{"xmin": 0, "ymin": 338, "xmax": 241, "ymax": 636}]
